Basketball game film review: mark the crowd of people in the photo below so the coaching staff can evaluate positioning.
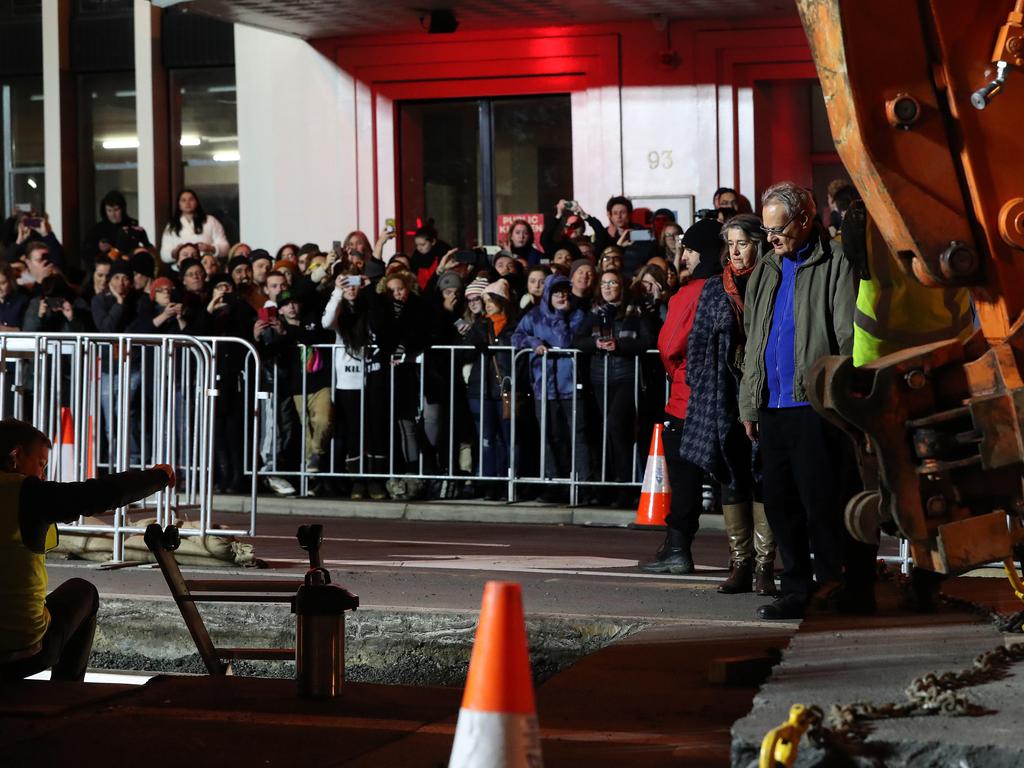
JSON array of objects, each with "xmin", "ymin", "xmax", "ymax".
[{"xmin": 2, "ymin": 176, "xmax": 966, "ymax": 622}]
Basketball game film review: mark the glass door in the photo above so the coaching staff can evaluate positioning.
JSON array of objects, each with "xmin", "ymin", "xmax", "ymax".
[{"xmin": 399, "ymin": 95, "xmax": 572, "ymax": 249}]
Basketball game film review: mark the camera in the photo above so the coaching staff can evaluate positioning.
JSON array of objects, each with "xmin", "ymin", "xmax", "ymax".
[
  {"xmin": 564, "ymin": 200, "xmax": 576, "ymax": 212},
  {"xmin": 345, "ymin": 276, "xmax": 362, "ymax": 287},
  {"xmin": 696, "ymin": 208, "xmax": 716, "ymax": 221}
]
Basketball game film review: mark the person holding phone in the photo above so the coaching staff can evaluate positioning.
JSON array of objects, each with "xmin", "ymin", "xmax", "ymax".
[
  {"xmin": 0, "ymin": 418, "xmax": 175, "ymax": 682},
  {"xmin": 322, "ymin": 267, "xmax": 384, "ymax": 500}
]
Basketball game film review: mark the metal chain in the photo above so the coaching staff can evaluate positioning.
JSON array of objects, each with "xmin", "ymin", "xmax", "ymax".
[{"xmin": 796, "ymin": 567, "xmax": 1024, "ymax": 757}]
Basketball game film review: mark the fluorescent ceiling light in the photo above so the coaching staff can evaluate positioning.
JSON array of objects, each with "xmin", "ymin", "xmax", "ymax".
[
  {"xmin": 114, "ymin": 90, "xmax": 136, "ymax": 98},
  {"xmin": 212, "ymin": 150, "xmax": 239, "ymax": 162},
  {"xmin": 101, "ymin": 137, "xmax": 140, "ymax": 150},
  {"xmin": 26, "ymin": 178, "xmax": 37, "ymax": 189},
  {"xmin": 29, "ymin": 94, "xmax": 43, "ymax": 102},
  {"xmin": 179, "ymin": 135, "xmax": 201, "ymax": 147},
  {"xmin": 203, "ymin": 135, "xmax": 238, "ymax": 144},
  {"xmin": 207, "ymin": 86, "xmax": 236, "ymax": 94}
]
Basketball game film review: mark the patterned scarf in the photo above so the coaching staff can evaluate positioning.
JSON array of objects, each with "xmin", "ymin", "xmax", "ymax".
[{"xmin": 722, "ymin": 262, "xmax": 755, "ymax": 315}]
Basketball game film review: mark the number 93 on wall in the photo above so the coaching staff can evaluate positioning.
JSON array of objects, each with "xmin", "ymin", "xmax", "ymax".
[{"xmin": 647, "ymin": 150, "xmax": 673, "ymax": 170}]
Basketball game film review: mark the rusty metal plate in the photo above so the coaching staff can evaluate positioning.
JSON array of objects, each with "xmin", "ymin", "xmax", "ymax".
[{"xmin": 936, "ymin": 510, "xmax": 1012, "ymax": 574}]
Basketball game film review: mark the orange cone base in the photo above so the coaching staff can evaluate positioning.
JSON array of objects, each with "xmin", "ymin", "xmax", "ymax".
[{"xmin": 635, "ymin": 490, "xmax": 671, "ymax": 527}]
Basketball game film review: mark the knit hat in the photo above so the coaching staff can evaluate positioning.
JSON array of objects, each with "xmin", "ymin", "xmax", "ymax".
[
  {"xmin": 682, "ymin": 218, "xmax": 723, "ymax": 258},
  {"xmin": 249, "ymin": 248, "xmax": 273, "ymax": 266},
  {"xmin": 208, "ymin": 273, "xmax": 234, "ymax": 292},
  {"xmin": 228, "ymin": 255, "xmax": 250, "ymax": 273},
  {"xmin": 485, "ymin": 278, "xmax": 510, "ymax": 301},
  {"xmin": 438, "ymin": 271, "xmax": 463, "ymax": 294},
  {"xmin": 108, "ymin": 259, "xmax": 134, "ymax": 279},
  {"xmin": 276, "ymin": 289, "xmax": 300, "ymax": 307},
  {"xmin": 130, "ymin": 250, "xmax": 155, "ymax": 278},
  {"xmin": 364, "ymin": 259, "xmax": 386, "ymax": 280},
  {"xmin": 178, "ymin": 257, "xmax": 203, "ymax": 276},
  {"xmin": 464, "ymin": 276, "xmax": 490, "ymax": 300},
  {"xmin": 274, "ymin": 259, "xmax": 299, "ymax": 276},
  {"xmin": 569, "ymin": 259, "xmax": 593, "ymax": 278},
  {"xmin": 149, "ymin": 276, "xmax": 175, "ymax": 301}
]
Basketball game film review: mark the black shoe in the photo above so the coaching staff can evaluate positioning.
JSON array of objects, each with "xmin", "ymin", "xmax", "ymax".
[
  {"xmin": 756, "ymin": 594, "xmax": 807, "ymax": 620},
  {"xmin": 639, "ymin": 547, "xmax": 695, "ymax": 574},
  {"xmin": 639, "ymin": 528, "xmax": 694, "ymax": 574}
]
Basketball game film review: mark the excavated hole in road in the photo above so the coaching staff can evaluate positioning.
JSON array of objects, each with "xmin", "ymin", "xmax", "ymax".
[{"xmin": 90, "ymin": 599, "xmax": 647, "ymax": 686}]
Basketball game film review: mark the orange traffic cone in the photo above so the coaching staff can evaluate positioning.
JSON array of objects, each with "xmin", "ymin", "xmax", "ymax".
[
  {"xmin": 448, "ymin": 581, "xmax": 543, "ymax": 768},
  {"xmin": 634, "ymin": 422, "xmax": 672, "ymax": 527},
  {"xmin": 55, "ymin": 407, "xmax": 76, "ymax": 482}
]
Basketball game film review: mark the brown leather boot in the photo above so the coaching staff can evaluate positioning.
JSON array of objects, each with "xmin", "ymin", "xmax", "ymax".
[
  {"xmin": 719, "ymin": 558, "xmax": 754, "ymax": 593},
  {"xmin": 755, "ymin": 562, "xmax": 777, "ymax": 596},
  {"xmin": 752, "ymin": 501, "xmax": 777, "ymax": 595}
]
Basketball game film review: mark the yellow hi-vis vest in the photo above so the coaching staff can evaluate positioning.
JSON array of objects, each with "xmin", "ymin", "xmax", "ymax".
[
  {"xmin": 0, "ymin": 472, "xmax": 52, "ymax": 654},
  {"xmin": 852, "ymin": 222, "xmax": 973, "ymax": 367}
]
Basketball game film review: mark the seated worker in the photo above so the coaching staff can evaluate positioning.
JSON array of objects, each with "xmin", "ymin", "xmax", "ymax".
[{"xmin": 0, "ymin": 418, "xmax": 174, "ymax": 682}]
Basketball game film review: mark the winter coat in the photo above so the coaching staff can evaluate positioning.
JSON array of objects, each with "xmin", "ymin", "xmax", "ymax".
[
  {"xmin": 657, "ymin": 251, "xmax": 724, "ymax": 420},
  {"xmin": 679, "ymin": 275, "xmax": 749, "ymax": 488},
  {"xmin": 465, "ymin": 314, "xmax": 520, "ymax": 401},
  {"xmin": 573, "ymin": 303, "xmax": 654, "ymax": 392},
  {"xmin": 256, "ymin": 318, "xmax": 334, "ymax": 397},
  {"xmin": 511, "ymin": 275, "xmax": 584, "ymax": 400},
  {"xmin": 658, "ymin": 278, "xmax": 706, "ymax": 420},
  {"xmin": 738, "ymin": 227, "xmax": 854, "ymax": 422}
]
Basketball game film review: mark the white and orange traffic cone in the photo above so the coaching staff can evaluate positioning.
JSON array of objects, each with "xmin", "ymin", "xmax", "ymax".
[
  {"xmin": 55, "ymin": 406, "xmax": 76, "ymax": 482},
  {"xmin": 448, "ymin": 581, "xmax": 543, "ymax": 768},
  {"xmin": 634, "ymin": 422, "xmax": 672, "ymax": 527}
]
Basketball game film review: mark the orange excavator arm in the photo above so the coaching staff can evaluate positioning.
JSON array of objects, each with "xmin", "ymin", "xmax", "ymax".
[{"xmin": 795, "ymin": 0, "xmax": 1024, "ymax": 573}]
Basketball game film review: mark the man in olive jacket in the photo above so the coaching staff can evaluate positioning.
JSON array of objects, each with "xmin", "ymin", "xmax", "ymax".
[{"xmin": 739, "ymin": 181, "xmax": 870, "ymax": 620}]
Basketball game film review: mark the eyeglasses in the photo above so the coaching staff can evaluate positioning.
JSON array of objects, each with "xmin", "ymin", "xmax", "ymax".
[
  {"xmin": 600, "ymin": 280, "xmax": 620, "ymax": 287},
  {"xmin": 761, "ymin": 214, "xmax": 799, "ymax": 236},
  {"xmin": 726, "ymin": 240, "xmax": 753, "ymax": 249}
]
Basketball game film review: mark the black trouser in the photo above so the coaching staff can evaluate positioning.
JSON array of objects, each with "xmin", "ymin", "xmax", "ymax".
[
  {"xmin": 663, "ymin": 416, "xmax": 704, "ymax": 540},
  {"xmin": 759, "ymin": 406, "xmax": 873, "ymax": 600},
  {"xmin": 596, "ymin": 380, "xmax": 637, "ymax": 483},
  {"xmin": 0, "ymin": 578, "xmax": 99, "ymax": 682}
]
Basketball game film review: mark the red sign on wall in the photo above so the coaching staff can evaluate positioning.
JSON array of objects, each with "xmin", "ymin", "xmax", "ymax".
[{"xmin": 496, "ymin": 213, "xmax": 545, "ymax": 250}]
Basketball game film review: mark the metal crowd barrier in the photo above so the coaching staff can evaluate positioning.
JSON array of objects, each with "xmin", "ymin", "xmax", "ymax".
[
  {"xmin": 0, "ymin": 332, "xmax": 260, "ymax": 560},
  {"xmin": 253, "ymin": 342, "xmax": 669, "ymax": 505}
]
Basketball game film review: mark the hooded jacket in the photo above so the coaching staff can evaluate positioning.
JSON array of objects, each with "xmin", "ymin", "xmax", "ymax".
[{"xmin": 512, "ymin": 275, "xmax": 584, "ymax": 399}]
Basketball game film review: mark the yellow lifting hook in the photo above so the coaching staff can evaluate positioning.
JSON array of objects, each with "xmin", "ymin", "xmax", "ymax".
[
  {"xmin": 759, "ymin": 703, "xmax": 816, "ymax": 768},
  {"xmin": 1003, "ymin": 557, "xmax": 1024, "ymax": 611}
]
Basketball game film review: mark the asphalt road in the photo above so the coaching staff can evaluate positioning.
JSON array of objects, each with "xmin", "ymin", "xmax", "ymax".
[{"xmin": 48, "ymin": 513, "xmax": 900, "ymax": 625}]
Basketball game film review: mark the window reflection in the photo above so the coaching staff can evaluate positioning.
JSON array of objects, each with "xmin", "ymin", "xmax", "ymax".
[
  {"xmin": 175, "ymin": 68, "xmax": 239, "ymax": 244},
  {"xmin": 79, "ymin": 71, "xmax": 139, "ymax": 238},
  {"xmin": 2, "ymin": 77, "xmax": 45, "ymax": 215}
]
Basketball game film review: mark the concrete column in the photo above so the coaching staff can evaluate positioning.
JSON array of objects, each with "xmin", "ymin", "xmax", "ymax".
[
  {"xmin": 134, "ymin": 0, "xmax": 170, "ymax": 243},
  {"xmin": 41, "ymin": 0, "xmax": 74, "ymax": 244}
]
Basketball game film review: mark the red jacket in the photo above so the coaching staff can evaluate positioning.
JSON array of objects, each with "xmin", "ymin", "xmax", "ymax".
[{"xmin": 658, "ymin": 278, "xmax": 706, "ymax": 419}]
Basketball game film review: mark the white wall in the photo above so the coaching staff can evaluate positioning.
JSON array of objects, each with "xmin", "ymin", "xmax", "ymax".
[
  {"xmin": 235, "ymin": 24, "xmax": 357, "ymax": 252},
  {"xmin": 234, "ymin": 25, "xmax": 749, "ymax": 248}
]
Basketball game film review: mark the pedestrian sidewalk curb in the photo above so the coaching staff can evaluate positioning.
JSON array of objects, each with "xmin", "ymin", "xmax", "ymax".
[{"xmin": 212, "ymin": 494, "xmax": 726, "ymax": 531}]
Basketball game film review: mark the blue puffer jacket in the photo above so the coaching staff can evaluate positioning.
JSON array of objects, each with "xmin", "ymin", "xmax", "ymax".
[{"xmin": 512, "ymin": 275, "xmax": 584, "ymax": 400}]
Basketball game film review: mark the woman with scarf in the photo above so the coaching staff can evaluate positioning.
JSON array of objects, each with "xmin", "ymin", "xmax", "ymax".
[
  {"xmin": 573, "ymin": 270, "xmax": 654, "ymax": 507},
  {"xmin": 641, "ymin": 217, "xmax": 724, "ymax": 575},
  {"xmin": 464, "ymin": 279, "xmax": 520, "ymax": 500},
  {"xmin": 680, "ymin": 214, "xmax": 776, "ymax": 595}
]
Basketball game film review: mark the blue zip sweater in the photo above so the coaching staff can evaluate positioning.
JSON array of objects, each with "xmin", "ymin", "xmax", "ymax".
[{"xmin": 764, "ymin": 240, "xmax": 812, "ymax": 408}]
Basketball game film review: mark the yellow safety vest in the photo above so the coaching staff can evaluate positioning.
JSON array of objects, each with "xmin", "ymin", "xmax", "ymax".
[
  {"xmin": 852, "ymin": 222, "xmax": 973, "ymax": 367},
  {"xmin": 0, "ymin": 472, "xmax": 53, "ymax": 654}
]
